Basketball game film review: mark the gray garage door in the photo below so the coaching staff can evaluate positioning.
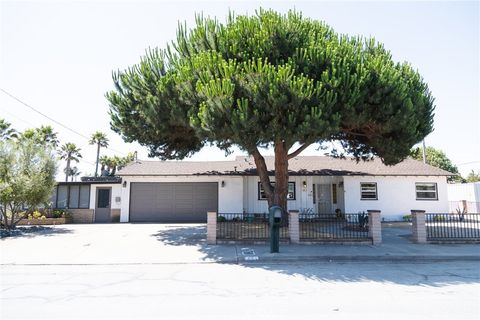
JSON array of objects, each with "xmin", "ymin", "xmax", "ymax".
[{"xmin": 129, "ymin": 182, "xmax": 218, "ymax": 222}]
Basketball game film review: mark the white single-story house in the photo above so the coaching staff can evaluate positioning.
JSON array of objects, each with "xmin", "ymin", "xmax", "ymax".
[
  {"xmin": 51, "ymin": 177, "xmax": 123, "ymax": 223},
  {"xmin": 51, "ymin": 156, "xmax": 451, "ymax": 222},
  {"xmin": 112, "ymin": 156, "xmax": 451, "ymax": 222}
]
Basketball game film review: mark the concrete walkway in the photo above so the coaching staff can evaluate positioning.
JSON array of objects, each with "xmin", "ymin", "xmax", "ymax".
[{"xmin": 1, "ymin": 223, "xmax": 479, "ymax": 265}]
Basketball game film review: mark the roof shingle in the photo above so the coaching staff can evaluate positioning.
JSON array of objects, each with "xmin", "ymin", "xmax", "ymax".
[{"xmin": 117, "ymin": 156, "xmax": 452, "ymax": 177}]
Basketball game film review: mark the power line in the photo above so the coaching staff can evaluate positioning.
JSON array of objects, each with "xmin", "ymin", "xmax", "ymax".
[
  {"xmin": 457, "ymin": 161, "xmax": 480, "ymax": 166},
  {"xmin": 0, "ymin": 87, "xmax": 129, "ymax": 157}
]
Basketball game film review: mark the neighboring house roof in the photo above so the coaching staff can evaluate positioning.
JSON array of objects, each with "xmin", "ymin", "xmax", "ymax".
[{"xmin": 118, "ymin": 156, "xmax": 452, "ymax": 177}]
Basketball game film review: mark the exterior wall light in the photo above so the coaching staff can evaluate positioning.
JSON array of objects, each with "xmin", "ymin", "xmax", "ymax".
[
  {"xmin": 122, "ymin": 181, "xmax": 127, "ymax": 188},
  {"xmin": 221, "ymin": 181, "xmax": 225, "ymax": 188}
]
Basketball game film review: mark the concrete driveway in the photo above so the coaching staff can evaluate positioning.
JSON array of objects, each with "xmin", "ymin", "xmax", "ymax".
[
  {"xmin": 2, "ymin": 223, "xmax": 479, "ymax": 265},
  {"xmin": 0, "ymin": 224, "xmax": 237, "ymax": 265}
]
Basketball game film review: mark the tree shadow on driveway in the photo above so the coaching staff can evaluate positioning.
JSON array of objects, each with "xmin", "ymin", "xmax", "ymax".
[
  {"xmin": 151, "ymin": 225, "xmax": 238, "ymax": 263},
  {"xmin": 150, "ymin": 224, "xmax": 480, "ymax": 287},
  {"xmin": 1, "ymin": 226, "xmax": 74, "ymax": 239}
]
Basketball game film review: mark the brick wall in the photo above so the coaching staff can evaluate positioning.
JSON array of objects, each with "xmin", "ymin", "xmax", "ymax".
[{"xmin": 69, "ymin": 209, "xmax": 94, "ymax": 223}]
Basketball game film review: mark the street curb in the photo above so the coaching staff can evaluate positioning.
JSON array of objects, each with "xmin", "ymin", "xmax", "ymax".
[{"xmin": 236, "ymin": 255, "xmax": 480, "ymax": 264}]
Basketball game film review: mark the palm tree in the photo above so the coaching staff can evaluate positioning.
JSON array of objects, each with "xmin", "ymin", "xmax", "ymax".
[
  {"xmin": 89, "ymin": 131, "xmax": 109, "ymax": 177},
  {"xmin": 99, "ymin": 155, "xmax": 110, "ymax": 176},
  {"xmin": 37, "ymin": 125, "xmax": 59, "ymax": 148},
  {"xmin": 70, "ymin": 166, "xmax": 81, "ymax": 181},
  {"xmin": 109, "ymin": 156, "xmax": 121, "ymax": 176},
  {"xmin": 19, "ymin": 125, "xmax": 58, "ymax": 148},
  {"xmin": 59, "ymin": 142, "xmax": 82, "ymax": 182},
  {"xmin": 0, "ymin": 118, "xmax": 18, "ymax": 141}
]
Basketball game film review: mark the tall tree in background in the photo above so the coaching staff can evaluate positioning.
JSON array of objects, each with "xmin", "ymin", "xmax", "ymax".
[
  {"xmin": 107, "ymin": 10, "xmax": 435, "ymax": 215},
  {"xmin": 98, "ymin": 153, "xmax": 135, "ymax": 176},
  {"xmin": 0, "ymin": 118, "xmax": 18, "ymax": 141},
  {"xmin": 59, "ymin": 143, "xmax": 82, "ymax": 182},
  {"xmin": 410, "ymin": 146, "xmax": 461, "ymax": 181},
  {"xmin": 466, "ymin": 170, "xmax": 480, "ymax": 183},
  {"xmin": 0, "ymin": 139, "xmax": 57, "ymax": 230},
  {"xmin": 20, "ymin": 125, "xmax": 59, "ymax": 148},
  {"xmin": 89, "ymin": 131, "xmax": 109, "ymax": 177}
]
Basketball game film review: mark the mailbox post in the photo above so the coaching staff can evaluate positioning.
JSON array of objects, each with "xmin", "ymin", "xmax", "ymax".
[{"xmin": 269, "ymin": 206, "xmax": 283, "ymax": 253}]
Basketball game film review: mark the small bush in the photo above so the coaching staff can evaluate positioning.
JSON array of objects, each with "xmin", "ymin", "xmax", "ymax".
[
  {"xmin": 217, "ymin": 215, "xmax": 226, "ymax": 222},
  {"xmin": 335, "ymin": 208, "xmax": 345, "ymax": 220},
  {"xmin": 52, "ymin": 209, "xmax": 64, "ymax": 218},
  {"xmin": 357, "ymin": 212, "xmax": 369, "ymax": 228},
  {"xmin": 32, "ymin": 211, "xmax": 42, "ymax": 219},
  {"xmin": 433, "ymin": 215, "xmax": 446, "ymax": 222},
  {"xmin": 403, "ymin": 214, "xmax": 412, "ymax": 222},
  {"xmin": 40, "ymin": 215, "xmax": 46, "ymax": 220}
]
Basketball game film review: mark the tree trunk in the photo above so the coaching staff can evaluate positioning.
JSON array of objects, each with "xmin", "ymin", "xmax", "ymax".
[
  {"xmin": 65, "ymin": 158, "xmax": 70, "ymax": 182},
  {"xmin": 273, "ymin": 141, "xmax": 289, "ymax": 223},
  {"xmin": 251, "ymin": 142, "xmax": 290, "ymax": 224},
  {"xmin": 251, "ymin": 149, "xmax": 274, "ymax": 207},
  {"xmin": 95, "ymin": 143, "xmax": 100, "ymax": 177}
]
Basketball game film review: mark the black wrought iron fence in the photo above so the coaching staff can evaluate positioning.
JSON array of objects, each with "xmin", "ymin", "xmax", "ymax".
[
  {"xmin": 216, "ymin": 213, "xmax": 289, "ymax": 241},
  {"xmin": 299, "ymin": 213, "xmax": 370, "ymax": 240},
  {"xmin": 426, "ymin": 213, "xmax": 480, "ymax": 240}
]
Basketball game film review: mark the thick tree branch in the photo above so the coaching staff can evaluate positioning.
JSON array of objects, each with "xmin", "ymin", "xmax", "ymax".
[
  {"xmin": 250, "ymin": 148, "xmax": 274, "ymax": 201},
  {"xmin": 287, "ymin": 143, "xmax": 311, "ymax": 160}
]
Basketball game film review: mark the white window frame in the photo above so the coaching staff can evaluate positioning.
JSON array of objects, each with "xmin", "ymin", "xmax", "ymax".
[
  {"xmin": 258, "ymin": 182, "xmax": 296, "ymax": 200},
  {"xmin": 415, "ymin": 182, "xmax": 438, "ymax": 200},
  {"xmin": 360, "ymin": 182, "xmax": 378, "ymax": 200}
]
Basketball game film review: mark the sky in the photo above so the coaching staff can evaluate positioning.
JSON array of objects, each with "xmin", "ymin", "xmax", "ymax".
[{"xmin": 0, "ymin": 0, "xmax": 479, "ymax": 179}]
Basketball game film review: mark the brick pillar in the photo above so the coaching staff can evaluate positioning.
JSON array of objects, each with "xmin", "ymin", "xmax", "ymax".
[
  {"xmin": 207, "ymin": 211, "xmax": 217, "ymax": 245},
  {"xmin": 411, "ymin": 210, "xmax": 427, "ymax": 244},
  {"xmin": 367, "ymin": 210, "xmax": 382, "ymax": 245},
  {"xmin": 288, "ymin": 210, "xmax": 300, "ymax": 244}
]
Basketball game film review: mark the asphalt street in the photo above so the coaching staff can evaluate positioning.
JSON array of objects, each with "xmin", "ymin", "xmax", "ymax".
[{"xmin": 1, "ymin": 261, "xmax": 479, "ymax": 320}]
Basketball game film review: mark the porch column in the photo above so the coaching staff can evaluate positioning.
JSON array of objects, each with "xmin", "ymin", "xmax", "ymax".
[
  {"xmin": 411, "ymin": 210, "xmax": 427, "ymax": 244},
  {"xmin": 367, "ymin": 210, "xmax": 382, "ymax": 245},
  {"xmin": 288, "ymin": 210, "xmax": 300, "ymax": 244},
  {"xmin": 207, "ymin": 211, "xmax": 217, "ymax": 245}
]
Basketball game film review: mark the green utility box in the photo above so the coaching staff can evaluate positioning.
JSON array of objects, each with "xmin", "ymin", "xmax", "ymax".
[{"xmin": 269, "ymin": 206, "xmax": 283, "ymax": 253}]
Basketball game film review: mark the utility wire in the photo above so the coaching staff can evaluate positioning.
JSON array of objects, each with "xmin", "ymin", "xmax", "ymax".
[{"xmin": 0, "ymin": 88, "xmax": 129, "ymax": 157}]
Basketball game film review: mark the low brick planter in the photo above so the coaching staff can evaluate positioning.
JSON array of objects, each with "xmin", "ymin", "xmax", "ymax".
[{"xmin": 17, "ymin": 217, "xmax": 72, "ymax": 225}]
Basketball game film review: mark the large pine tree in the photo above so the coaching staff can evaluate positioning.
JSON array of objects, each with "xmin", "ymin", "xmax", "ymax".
[{"xmin": 106, "ymin": 10, "xmax": 435, "ymax": 216}]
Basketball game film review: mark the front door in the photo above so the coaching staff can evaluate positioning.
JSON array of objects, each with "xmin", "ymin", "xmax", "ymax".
[
  {"xmin": 317, "ymin": 184, "xmax": 332, "ymax": 214},
  {"xmin": 95, "ymin": 188, "xmax": 111, "ymax": 223}
]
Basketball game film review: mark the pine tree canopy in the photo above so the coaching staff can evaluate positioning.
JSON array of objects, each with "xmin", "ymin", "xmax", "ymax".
[
  {"xmin": 107, "ymin": 9, "xmax": 434, "ymax": 166},
  {"xmin": 107, "ymin": 9, "xmax": 436, "ymax": 212}
]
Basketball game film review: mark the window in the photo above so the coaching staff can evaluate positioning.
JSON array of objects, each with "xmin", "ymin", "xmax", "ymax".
[
  {"xmin": 332, "ymin": 184, "xmax": 337, "ymax": 204},
  {"xmin": 69, "ymin": 185, "xmax": 80, "ymax": 209},
  {"xmin": 360, "ymin": 182, "xmax": 377, "ymax": 200},
  {"xmin": 416, "ymin": 183, "xmax": 438, "ymax": 200},
  {"xmin": 258, "ymin": 182, "xmax": 296, "ymax": 200},
  {"xmin": 79, "ymin": 185, "xmax": 90, "ymax": 208},
  {"xmin": 55, "ymin": 184, "xmax": 90, "ymax": 209},
  {"xmin": 56, "ymin": 185, "xmax": 68, "ymax": 208}
]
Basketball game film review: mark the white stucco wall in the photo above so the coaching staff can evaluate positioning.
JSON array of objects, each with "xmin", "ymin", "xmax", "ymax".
[
  {"xmin": 343, "ymin": 176, "xmax": 449, "ymax": 221},
  {"xmin": 119, "ymin": 176, "xmax": 243, "ymax": 222},
  {"xmin": 89, "ymin": 184, "xmax": 122, "ymax": 210},
  {"xmin": 243, "ymin": 176, "xmax": 345, "ymax": 214},
  {"xmin": 115, "ymin": 174, "xmax": 449, "ymax": 222}
]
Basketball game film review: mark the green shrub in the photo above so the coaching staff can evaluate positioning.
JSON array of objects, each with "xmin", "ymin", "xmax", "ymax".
[
  {"xmin": 433, "ymin": 215, "xmax": 446, "ymax": 222},
  {"xmin": 402, "ymin": 214, "xmax": 412, "ymax": 222},
  {"xmin": 52, "ymin": 209, "xmax": 64, "ymax": 218},
  {"xmin": 32, "ymin": 211, "xmax": 42, "ymax": 219},
  {"xmin": 217, "ymin": 215, "xmax": 226, "ymax": 222},
  {"xmin": 357, "ymin": 212, "xmax": 369, "ymax": 228}
]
